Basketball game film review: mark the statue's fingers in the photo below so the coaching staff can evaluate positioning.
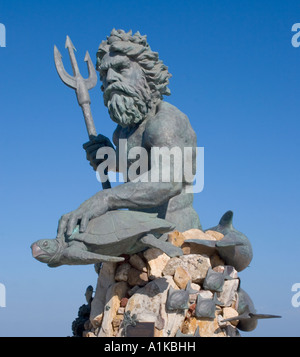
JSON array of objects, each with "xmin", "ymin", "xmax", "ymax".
[
  {"xmin": 83, "ymin": 140, "xmax": 96, "ymax": 150},
  {"xmin": 66, "ymin": 215, "xmax": 80, "ymax": 236},
  {"xmin": 57, "ymin": 214, "xmax": 69, "ymax": 237},
  {"xmin": 79, "ymin": 214, "xmax": 91, "ymax": 233},
  {"xmin": 85, "ymin": 143, "xmax": 102, "ymax": 153}
]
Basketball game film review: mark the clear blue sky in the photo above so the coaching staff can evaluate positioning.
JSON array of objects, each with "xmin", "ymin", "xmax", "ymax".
[{"xmin": 0, "ymin": 0, "xmax": 300, "ymax": 337}]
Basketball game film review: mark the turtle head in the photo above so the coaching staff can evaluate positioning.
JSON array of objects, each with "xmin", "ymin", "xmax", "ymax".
[{"xmin": 31, "ymin": 239, "xmax": 62, "ymax": 267}]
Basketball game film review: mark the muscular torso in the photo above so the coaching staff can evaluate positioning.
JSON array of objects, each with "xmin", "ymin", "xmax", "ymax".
[{"xmin": 112, "ymin": 101, "xmax": 201, "ymax": 232}]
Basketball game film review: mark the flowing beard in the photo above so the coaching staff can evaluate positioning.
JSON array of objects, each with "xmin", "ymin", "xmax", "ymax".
[
  {"xmin": 103, "ymin": 81, "xmax": 152, "ymax": 127},
  {"xmin": 107, "ymin": 94, "xmax": 147, "ymax": 127}
]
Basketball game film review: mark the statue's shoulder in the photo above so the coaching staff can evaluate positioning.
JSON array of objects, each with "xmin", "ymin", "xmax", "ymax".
[
  {"xmin": 144, "ymin": 101, "xmax": 196, "ymax": 147},
  {"xmin": 155, "ymin": 101, "xmax": 188, "ymax": 120}
]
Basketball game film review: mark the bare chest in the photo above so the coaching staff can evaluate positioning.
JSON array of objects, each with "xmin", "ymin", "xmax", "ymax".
[{"xmin": 115, "ymin": 121, "xmax": 149, "ymax": 173}]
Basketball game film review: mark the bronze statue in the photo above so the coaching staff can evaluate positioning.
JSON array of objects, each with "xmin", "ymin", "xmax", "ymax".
[{"xmin": 55, "ymin": 29, "xmax": 201, "ymax": 241}]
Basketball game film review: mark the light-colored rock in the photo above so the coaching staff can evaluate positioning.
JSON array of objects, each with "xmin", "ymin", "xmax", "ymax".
[
  {"xmin": 162, "ymin": 254, "xmax": 211, "ymax": 284},
  {"xmin": 90, "ymin": 262, "xmax": 117, "ymax": 326},
  {"xmin": 129, "ymin": 254, "xmax": 147, "ymax": 272},
  {"xmin": 117, "ymin": 307, "xmax": 125, "ymax": 315},
  {"xmin": 213, "ymin": 265, "xmax": 225, "ymax": 273},
  {"xmin": 123, "ymin": 277, "xmax": 169, "ymax": 332},
  {"xmin": 174, "ymin": 266, "xmax": 192, "ymax": 289},
  {"xmin": 127, "ymin": 267, "xmax": 148, "ymax": 287},
  {"xmin": 98, "ymin": 281, "xmax": 129, "ymax": 337},
  {"xmin": 199, "ymin": 290, "xmax": 213, "ymax": 299},
  {"xmin": 191, "ymin": 283, "xmax": 201, "ymax": 291},
  {"xmin": 222, "ymin": 307, "xmax": 239, "ymax": 326},
  {"xmin": 181, "ymin": 229, "xmax": 217, "ymax": 256},
  {"xmin": 217, "ymin": 314, "xmax": 227, "ymax": 328},
  {"xmin": 162, "ymin": 257, "xmax": 181, "ymax": 276},
  {"xmin": 217, "ymin": 279, "xmax": 239, "ymax": 306},
  {"xmin": 154, "ymin": 328, "xmax": 164, "ymax": 337},
  {"xmin": 122, "ymin": 276, "xmax": 186, "ymax": 337},
  {"xmin": 143, "ymin": 248, "xmax": 170, "ymax": 280},
  {"xmin": 182, "ymin": 229, "xmax": 216, "ymax": 241},
  {"xmin": 181, "ymin": 312, "xmax": 225, "ymax": 337},
  {"xmin": 205, "ymin": 230, "xmax": 224, "ymax": 241},
  {"xmin": 112, "ymin": 315, "xmax": 124, "ymax": 330},
  {"xmin": 189, "ymin": 283, "xmax": 201, "ymax": 303},
  {"xmin": 115, "ymin": 262, "xmax": 131, "ymax": 282},
  {"xmin": 90, "ymin": 313, "xmax": 103, "ymax": 329},
  {"xmin": 167, "ymin": 230, "xmax": 186, "ymax": 247}
]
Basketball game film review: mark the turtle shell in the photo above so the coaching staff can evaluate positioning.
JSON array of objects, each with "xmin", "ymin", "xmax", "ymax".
[{"xmin": 70, "ymin": 210, "xmax": 175, "ymax": 246}]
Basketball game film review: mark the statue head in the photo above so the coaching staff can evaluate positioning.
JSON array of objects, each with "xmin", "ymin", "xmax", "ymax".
[{"xmin": 96, "ymin": 29, "xmax": 172, "ymax": 127}]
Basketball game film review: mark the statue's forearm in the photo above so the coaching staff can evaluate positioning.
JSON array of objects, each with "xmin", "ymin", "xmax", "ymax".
[{"xmin": 104, "ymin": 180, "xmax": 182, "ymax": 210}]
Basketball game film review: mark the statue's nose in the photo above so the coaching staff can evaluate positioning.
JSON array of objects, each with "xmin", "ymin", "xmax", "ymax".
[{"xmin": 106, "ymin": 68, "xmax": 119, "ymax": 85}]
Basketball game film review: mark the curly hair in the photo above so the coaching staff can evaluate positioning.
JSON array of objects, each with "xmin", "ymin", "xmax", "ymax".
[{"xmin": 96, "ymin": 29, "xmax": 172, "ymax": 101}]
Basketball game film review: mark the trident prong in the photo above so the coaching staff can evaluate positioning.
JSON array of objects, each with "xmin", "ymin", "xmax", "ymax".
[
  {"xmin": 54, "ymin": 35, "xmax": 98, "ymax": 138},
  {"xmin": 54, "ymin": 35, "xmax": 111, "ymax": 190}
]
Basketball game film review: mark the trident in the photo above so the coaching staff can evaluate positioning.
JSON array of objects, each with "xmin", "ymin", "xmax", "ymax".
[{"xmin": 54, "ymin": 35, "xmax": 111, "ymax": 189}]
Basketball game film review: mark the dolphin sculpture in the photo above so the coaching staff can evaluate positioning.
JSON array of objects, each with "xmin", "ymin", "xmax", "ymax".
[
  {"xmin": 185, "ymin": 211, "xmax": 253, "ymax": 272},
  {"xmin": 221, "ymin": 288, "xmax": 281, "ymax": 331}
]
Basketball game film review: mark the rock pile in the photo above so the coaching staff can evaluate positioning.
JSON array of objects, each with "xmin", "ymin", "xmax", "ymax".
[{"xmin": 79, "ymin": 228, "xmax": 242, "ymax": 337}]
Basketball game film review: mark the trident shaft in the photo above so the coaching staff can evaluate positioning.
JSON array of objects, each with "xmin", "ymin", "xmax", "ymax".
[
  {"xmin": 54, "ymin": 35, "xmax": 98, "ymax": 139},
  {"xmin": 54, "ymin": 36, "xmax": 111, "ymax": 189}
]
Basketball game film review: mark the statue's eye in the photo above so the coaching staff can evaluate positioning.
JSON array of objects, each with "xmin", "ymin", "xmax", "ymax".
[{"xmin": 43, "ymin": 241, "xmax": 48, "ymax": 247}]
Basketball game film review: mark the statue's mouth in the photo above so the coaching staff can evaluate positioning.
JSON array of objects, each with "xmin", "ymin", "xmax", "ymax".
[{"xmin": 31, "ymin": 243, "xmax": 46, "ymax": 258}]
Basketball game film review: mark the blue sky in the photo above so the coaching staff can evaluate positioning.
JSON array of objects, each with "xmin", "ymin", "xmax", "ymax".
[{"xmin": 0, "ymin": 0, "xmax": 300, "ymax": 336}]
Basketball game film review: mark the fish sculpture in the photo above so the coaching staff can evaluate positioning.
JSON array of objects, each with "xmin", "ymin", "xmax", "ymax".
[
  {"xmin": 203, "ymin": 266, "xmax": 234, "ymax": 292},
  {"xmin": 195, "ymin": 292, "xmax": 222, "ymax": 319},
  {"xmin": 166, "ymin": 281, "xmax": 198, "ymax": 311},
  {"xmin": 175, "ymin": 326, "xmax": 201, "ymax": 337}
]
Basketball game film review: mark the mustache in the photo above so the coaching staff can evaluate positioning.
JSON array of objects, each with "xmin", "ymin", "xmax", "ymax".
[{"xmin": 103, "ymin": 82, "xmax": 140, "ymax": 106}]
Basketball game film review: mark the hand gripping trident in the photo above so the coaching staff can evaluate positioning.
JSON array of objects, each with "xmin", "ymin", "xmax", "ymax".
[{"xmin": 54, "ymin": 36, "xmax": 111, "ymax": 189}]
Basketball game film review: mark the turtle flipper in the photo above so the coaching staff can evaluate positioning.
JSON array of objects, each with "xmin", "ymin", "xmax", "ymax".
[
  {"xmin": 140, "ymin": 234, "xmax": 183, "ymax": 257},
  {"xmin": 63, "ymin": 247, "xmax": 124, "ymax": 265}
]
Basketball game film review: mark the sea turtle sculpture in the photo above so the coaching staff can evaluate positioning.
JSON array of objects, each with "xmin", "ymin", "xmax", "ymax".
[{"xmin": 31, "ymin": 210, "xmax": 183, "ymax": 267}]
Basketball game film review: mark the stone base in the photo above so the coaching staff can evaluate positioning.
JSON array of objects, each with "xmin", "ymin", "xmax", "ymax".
[{"xmin": 79, "ymin": 229, "xmax": 241, "ymax": 337}]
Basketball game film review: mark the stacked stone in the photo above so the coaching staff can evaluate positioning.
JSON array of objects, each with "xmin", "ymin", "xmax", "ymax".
[{"xmin": 82, "ymin": 228, "xmax": 241, "ymax": 337}]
